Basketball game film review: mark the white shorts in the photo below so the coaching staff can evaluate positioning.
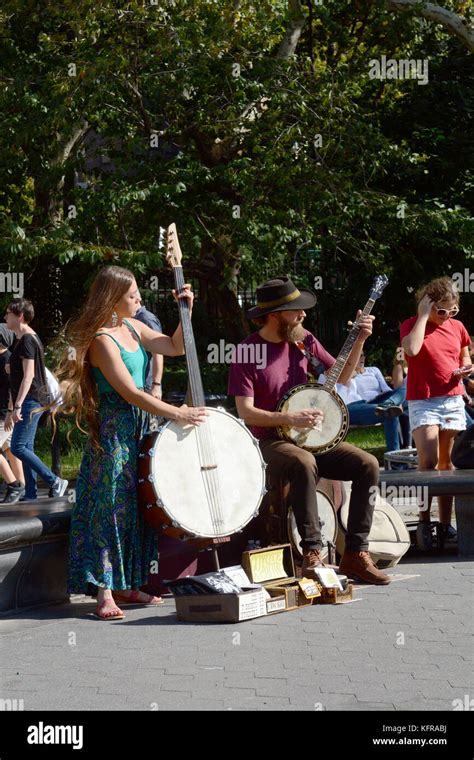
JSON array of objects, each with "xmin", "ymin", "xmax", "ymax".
[
  {"xmin": 0, "ymin": 420, "xmax": 12, "ymax": 451},
  {"xmin": 408, "ymin": 395, "xmax": 466, "ymax": 433}
]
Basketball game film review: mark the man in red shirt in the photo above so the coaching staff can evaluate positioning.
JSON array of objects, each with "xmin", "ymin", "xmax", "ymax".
[{"xmin": 228, "ymin": 277, "xmax": 391, "ymax": 585}]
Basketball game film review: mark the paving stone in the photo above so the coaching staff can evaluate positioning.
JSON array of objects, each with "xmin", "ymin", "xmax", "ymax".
[
  {"xmin": 393, "ymin": 699, "xmax": 454, "ymax": 711},
  {"xmin": 223, "ymin": 697, "xmax": 292, "ymax": 710},
  {"xmin": 1, "ymin": 558, "xmax": 471, "ymax": 712},
  {"xmin": 289, "ymin": 690, "xmax": 358, "ymax": 708}
]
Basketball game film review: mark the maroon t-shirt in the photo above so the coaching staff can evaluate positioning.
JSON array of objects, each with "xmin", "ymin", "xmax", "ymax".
[{"xmin": 227, "ymin": 330, "xmax": 335, "ymax": 441}]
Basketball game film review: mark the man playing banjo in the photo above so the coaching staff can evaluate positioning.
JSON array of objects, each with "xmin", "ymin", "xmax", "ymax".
[{"xmin": 228, "ymin": 276, "xmax": 391, "ymax": 585}]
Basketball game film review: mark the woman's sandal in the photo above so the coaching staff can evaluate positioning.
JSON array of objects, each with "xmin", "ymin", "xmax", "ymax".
[
  {"xmin": 113, "ymin": 590, "xmax": 164, "ymax": 606},
  {"xmin": 93, "ymin": 602, "xmax": 125, "ymax": 620}
]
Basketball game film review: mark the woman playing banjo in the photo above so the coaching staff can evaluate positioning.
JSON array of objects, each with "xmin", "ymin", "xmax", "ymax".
[{"xmin": 56, "ymin": 266, "xmax": 206, "ymax": 620}]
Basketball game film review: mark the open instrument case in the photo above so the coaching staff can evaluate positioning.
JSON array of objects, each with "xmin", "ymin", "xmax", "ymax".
[{"xmin": 242, "ymin": 543, "xmax": 319, "ymax": 612}]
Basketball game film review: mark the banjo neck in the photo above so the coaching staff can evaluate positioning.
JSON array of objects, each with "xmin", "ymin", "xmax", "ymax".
[
  {"xmin": 324, "ymin": 298, "xmax": 376, "ymax": 391},
  {"xmin": 172, "ymin": 265, "xmax": 206, "ymax": 408},
  {"xmin": 277, "ymin": 274, "xmax": 388, "ymax": 454},
  {"xmin": 165, "ymin": 223, "xmax": 206, "ymax": 407}
]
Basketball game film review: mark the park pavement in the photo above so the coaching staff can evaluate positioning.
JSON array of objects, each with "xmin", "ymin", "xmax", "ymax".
[{"xmin": 0, "ymin": 552, "xmax": 472, "ymax": 712}]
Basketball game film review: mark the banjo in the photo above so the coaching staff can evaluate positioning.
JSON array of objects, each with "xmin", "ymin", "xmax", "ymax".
[
  {"xmin": 138, "ymin": 224, "xmax": 267, "ymax": 539},
  {"xmin": 276, "ymin": 275, "xmax": 389, "ymax": 454}
]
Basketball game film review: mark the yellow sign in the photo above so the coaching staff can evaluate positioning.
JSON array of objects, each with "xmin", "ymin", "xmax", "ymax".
[{"xmin": 249, "ymin": 549, "xmax": 286, "ymax": 583}]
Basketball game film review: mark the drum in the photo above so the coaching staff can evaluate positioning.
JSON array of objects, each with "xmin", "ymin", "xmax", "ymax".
[
  {"xmin": 138, "ymin": 407, "xmax": 267, "ymax": 540},
  {"xmin": 287, "ymin": 487, "xmax": 338, "ymax": 561}
]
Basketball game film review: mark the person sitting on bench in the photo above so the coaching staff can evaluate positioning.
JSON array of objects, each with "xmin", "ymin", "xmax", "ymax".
[
  {"xmin": 228, "ymin": 276, "xmax": 391, "ymax": 585},
  {"xmin": 319, "ymin": 353, "xmax": 409, "ymax": 452}
]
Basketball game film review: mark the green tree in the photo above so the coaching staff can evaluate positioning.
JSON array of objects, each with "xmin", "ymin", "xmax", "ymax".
[{"xmin": 0, "ymin": 0, "xmax": 472, "ymax": 362}]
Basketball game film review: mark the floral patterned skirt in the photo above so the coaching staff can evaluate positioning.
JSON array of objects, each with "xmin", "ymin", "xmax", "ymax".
[{"xmin": 68, "ymin": 391, "xmax": 157, "ymax": 593}]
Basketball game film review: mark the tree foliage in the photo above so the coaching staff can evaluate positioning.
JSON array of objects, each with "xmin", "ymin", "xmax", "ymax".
[{"xmin": 0, "ymin": 0, "xmax": 472, "ymax": 361}]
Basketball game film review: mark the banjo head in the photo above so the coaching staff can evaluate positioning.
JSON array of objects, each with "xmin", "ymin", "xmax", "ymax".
[
  {"xmin": 143, "ymin": 408, "xmax": 266, "ymax": 538},
  {"xmin": 277, "ymin": 384, "xmax": 349, "ymax": 454}
]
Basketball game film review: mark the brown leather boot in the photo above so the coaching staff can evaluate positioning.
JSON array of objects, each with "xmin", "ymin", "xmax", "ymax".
[
  {"xmin": 339, "ymin": 550, "xmax": 391, "ymax": 585},
  {"xmin": 302, "ymin": 548, "xmax": 326, "ymax": 580}
]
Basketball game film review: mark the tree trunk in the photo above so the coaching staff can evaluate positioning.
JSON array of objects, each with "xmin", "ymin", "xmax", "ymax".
[
  {"xmin": 276, "ymin": 0, "xmax": 307, "ymax": 59},
  {"xmin": 195, "ymin": 237, "xmax": 249, "ymax": 343},
  {"xmin": 387, "ymin": 0, "xmax": 474, "ymax": 52},
  {"xmin": 26, "ymin": 256, "xmax": 63, "ymax": 343}
]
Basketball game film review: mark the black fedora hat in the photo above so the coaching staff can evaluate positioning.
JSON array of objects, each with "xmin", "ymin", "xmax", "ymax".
[{"xmin": 247, "ymin": 277, "xmax": 317, "ymax": 319}]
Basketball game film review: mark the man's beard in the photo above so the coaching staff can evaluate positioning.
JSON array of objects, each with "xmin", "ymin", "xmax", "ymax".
[{"xmin": 276, "ymin": 316, "xmax": 305, "ymax": 343}]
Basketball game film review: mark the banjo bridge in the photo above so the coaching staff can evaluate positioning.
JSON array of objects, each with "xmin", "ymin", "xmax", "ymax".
[{"xmin": 201, "ymin": 464, "xmax": 218, "ymax": 471}]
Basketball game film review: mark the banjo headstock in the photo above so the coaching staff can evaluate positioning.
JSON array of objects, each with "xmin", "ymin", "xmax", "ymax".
[
  {"xmin": 165, "ymin": 223, "xmax": 183, "ymax": 269},
  {"xmin": 369, "ymin": 274, "xmax": 389, "ymax": 301}
]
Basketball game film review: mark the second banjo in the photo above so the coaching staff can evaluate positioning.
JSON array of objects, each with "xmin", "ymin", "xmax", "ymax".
[{"xmin": 276, "ymin": 275, "xmax": 388, "ymax": 454}]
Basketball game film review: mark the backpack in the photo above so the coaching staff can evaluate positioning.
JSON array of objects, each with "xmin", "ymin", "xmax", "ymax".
[
  {"xmin": 451, "ymin": 426, "xmax": 474, "ymax": 469},
  {"xmin": 43, "ymin": 366, "xmax": 62, "ymax": 410},
  {"xmin": 31, "ymin": 335, "xmax": 63, "ymax": 410},
  {"xmin": 336, "ymin": 481, "xmax": 410, "ymax": 569}
]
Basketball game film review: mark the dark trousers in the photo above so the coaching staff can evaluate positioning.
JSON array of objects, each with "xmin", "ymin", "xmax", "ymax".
[{"xmin": 259, "ymin": 438, "xmax": 379, "ymax": 552}]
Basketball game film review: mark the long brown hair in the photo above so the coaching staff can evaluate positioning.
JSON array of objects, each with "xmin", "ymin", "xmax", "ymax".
[{"xmin": 53, "ymin": 265, "xmax": 135, "ymax": 448}]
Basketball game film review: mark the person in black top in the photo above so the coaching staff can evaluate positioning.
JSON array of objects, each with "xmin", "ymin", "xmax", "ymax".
[
  {"xmin": 4, "ymin": 299, "xmax": 68, "ymax": 501},
  {"xmin": 0, "ymin": 324, "xmax": 25, "ymax": 502}
]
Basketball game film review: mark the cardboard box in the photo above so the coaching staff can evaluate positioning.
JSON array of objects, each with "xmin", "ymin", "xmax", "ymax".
[
  {"xmin": 298, "ymin": 577, "xmax": 322, "ymax": 601},
  {"xmin": 315, "ymin": 584, "xmax": 354, "ymax": 604},
  {"xmin": 175, "ymin": 588, "xmax": 268, "ymax": 623},
  {"xmin": 242, "ymin": 544, "xmax": 313, "ymax": 612},
  {"xmin": 266, "ymin": 594, "xmax": 287, "ymax": 614}
]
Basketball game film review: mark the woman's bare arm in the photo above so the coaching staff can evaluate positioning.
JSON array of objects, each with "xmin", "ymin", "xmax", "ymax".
[{"xmin": 89, "ymin": 337, "xmax": 206, "ymax": 425}]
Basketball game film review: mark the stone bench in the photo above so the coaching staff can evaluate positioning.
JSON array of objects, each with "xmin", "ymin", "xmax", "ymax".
[
  {"xmin": 379, "ymin": 469, "xmax": 474, "ymax": 557},
  {"xmin": 0, "ymin": 499, "xmax": 71, "ymax": 615}
]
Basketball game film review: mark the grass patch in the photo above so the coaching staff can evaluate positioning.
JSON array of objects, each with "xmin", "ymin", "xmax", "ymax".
[
  {"xmin": 35, "ymin": 417, "xmax": 86, "ymax": 481},
  {"xmin": 346, "ymin": 427, "xmax": 386, "ymax": 465}
]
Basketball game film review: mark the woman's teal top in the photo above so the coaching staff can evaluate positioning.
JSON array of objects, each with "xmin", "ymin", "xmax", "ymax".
[{"xmin": 91, "ymin": 319, "xmax": 147, "ymax": 394}]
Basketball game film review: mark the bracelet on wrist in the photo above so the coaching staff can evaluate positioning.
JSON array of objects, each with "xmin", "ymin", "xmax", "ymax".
[{"xmin": 14, "ymin": 405, "xmax": 21, "ymax": 410}]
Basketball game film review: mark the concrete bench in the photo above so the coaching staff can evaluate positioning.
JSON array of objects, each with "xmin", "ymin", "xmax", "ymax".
[
  {"xmin": 0, "ymin": 499, "xmax": 71, "ymax": 614},
  {"xmin": 379, "ymin": 469, "xmax": 474, "ymax": 557}
]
